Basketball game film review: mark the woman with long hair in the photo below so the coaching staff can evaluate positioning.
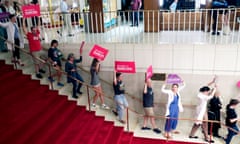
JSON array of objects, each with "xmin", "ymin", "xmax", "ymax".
[
  {"xmin": 161, "ymin": 80, "xmax": 185, "ymax": 139},
  {"xmin": 90, "ymin": 58, "xmax": 109, "ymax": 109}
]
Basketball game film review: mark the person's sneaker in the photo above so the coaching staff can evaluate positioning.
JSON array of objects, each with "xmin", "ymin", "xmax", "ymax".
[
  {"xmin": 119, "ymin": 120, "xmax": 126, "ymax": 124},
  {"xmin": 141, "ymin": 127, "xmax": 151, "ymax": 130},
  {"xmin": 77, "ymin": 91, "xmax": 83, "ymax": 95},
  {"xmin": 48, "ymin": 76, "xmax": 55, "ymax": 82},
  {"xmin": 36, "ymin": 73, "xmax": 43, "ymax": 79},
  {"xmin": 91, "ymin": 103, "xmax": 99, "ymax": 108},
  {"xmin": 101, "ymin": 104, "xmax": 110, "ymax": 110},
  {"xmin": 153, "ymin": 128, "xmax": 161, "ymax": 134},
  {"xmin": 57, "ymin": 82, "xmax": 64, "ymax": 87},
  {"xmin": 72, "ymin": 95, "xmax": 78, "ymax": 99},
  {"xmin": 205, "ymin": 139, "xmax": 214, "ymax": 143},
  {"xmin": 112, "ymin": 110, "xmax": 118, "ymax": 116},
  {"xmin": 212, "ymin": 31, "xmax": 220, "ymax": 35},
  {"xmin": 39, "ymin": 69, "xmax": 46, "ymax": 73}
]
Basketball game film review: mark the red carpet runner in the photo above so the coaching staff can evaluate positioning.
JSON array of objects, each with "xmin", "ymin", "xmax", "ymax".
[{"xmin": 0, "ymin": 60, "xmax": 201, "ymax": 144}]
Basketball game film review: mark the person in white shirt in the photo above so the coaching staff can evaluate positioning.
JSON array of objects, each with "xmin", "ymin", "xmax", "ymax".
[
  {"xmin": 189, "ymin": 79, "xmax": 217, "ymax": 143},
  {"xmin": 0, "ymin": 14, "xmax": 24, "ymax": 66},
  {"xmin": 3, "ymin": 0, "xmax": 15, "ymax": 14},
  {"xmin": 59, "ymin": 0, "xmax": 73, "ymax": 37},
  {"xmin": 161, "ymin": 80, "xmax": 185, "ymax": 139}
]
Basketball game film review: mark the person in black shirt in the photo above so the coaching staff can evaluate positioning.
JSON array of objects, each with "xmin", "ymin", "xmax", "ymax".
[
  {"xmin": 48, "ymin": 40, "xmax": 64, "ymax": 86},
  {"xmin": 225, "ymin": 99, "xmax": 239, "ymax": 144},
  {"xmin": 208, "ymin": 91, "xmax": 222, "ymax": 137},
  {"xmin": 211, "ymin": 0, "xmax": 229, "ymax": 35},
  {"xmin": 113, "ymin": 71, "xmax": 128, "ymax": 124},
  {"xmin": 142, "ymin": 78, "xmax": 161, "ymax": 134},
  {"xmin": 65, "ymin": 53, "xmax": 84, "ymax": 99}
]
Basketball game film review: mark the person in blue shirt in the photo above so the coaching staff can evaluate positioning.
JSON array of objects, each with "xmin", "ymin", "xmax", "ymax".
[
  {"xmin": 48, "ymin": 39, "xmax": 64, "ymax": 87},
  {"xmin": 142, "ymin": 77, "xmax": 161, "ymax": 134},
  {"xmin": 65, "ymin": 53, "xmax": 84, "ymax": 99}
]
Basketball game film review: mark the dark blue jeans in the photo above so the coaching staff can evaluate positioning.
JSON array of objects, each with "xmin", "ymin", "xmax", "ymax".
[
  {"xmin": 71, "ymin": 72, "xmax": 84, "ymax": 97},
  {"xmin": 225, "ymin": 125, "xmax": 239, "ymax": 144},
  {"xmin": 132, "ymin": 11, "xmax": 139, "ymax": 26}
]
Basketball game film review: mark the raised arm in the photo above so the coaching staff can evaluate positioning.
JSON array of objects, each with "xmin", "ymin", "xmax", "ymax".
[
  {"xmin": 95, "ymin": 62, "xmax": 100, "ymax": 73},
  {"xmin": 22, "ymin": 18, "xmax": 28, "ymax": 35},
  {"xmin": 143, "ymin": 82, "xmax": 147, "ymax": 94},
  {"xmin": 208, "ymin": 75, "xmax": 217, "ymax": 87},
  {"xmin": 161, "ymin": 83, "xmax": 169, "ymax": 94},
  {"xmin": 113, "ymin": 70, "xmax": 117, "ymax": 85},
  {"xmin": 74, "ymin": 56, "xmax": 82, "ymax": 63},
  {"xmin": 178, "ymin": 81, "xmax": 186, "ymax": 91},
  {"xmin": 0, "ymin": 22, "xmax": 9, "ymax": 28},
  {"xmin": 209, "ymin": 87, "xmax": 217, "ymax": 97}
]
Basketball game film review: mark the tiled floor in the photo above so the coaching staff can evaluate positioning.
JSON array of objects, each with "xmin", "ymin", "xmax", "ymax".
[{"xmin": 40, "ymin": 23, "xmax": 240, "ymax": 45}]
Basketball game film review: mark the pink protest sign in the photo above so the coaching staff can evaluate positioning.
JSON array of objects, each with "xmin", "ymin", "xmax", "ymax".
[
  {"xmin": 115, "ymin": 61, "xmax": 136, "ymax": 73},
  {"xmin": 237, "ymin": 81, "xmax": 240, "ymax": 88},
  {"xmin": 146, "ymin": 65, "xmax": 153, "ymax": 80},
  {"xmin": 167, "ymin": 74, "xmax": 182, "ymax": 84},
  {"xmin": 89, "ymin": 45, "xmax": 109, "ymax": 61},
  {"xmin": 22, "ymin": 4, "xmax": 40, "ymax": 18}
]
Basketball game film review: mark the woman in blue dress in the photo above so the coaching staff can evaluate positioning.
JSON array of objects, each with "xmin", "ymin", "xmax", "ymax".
[{"xmin": 161, "ymin": 81, "xmax": 185, "ymax": 139}]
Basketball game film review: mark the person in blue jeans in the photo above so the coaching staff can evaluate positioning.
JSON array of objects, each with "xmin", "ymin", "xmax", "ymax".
[
  {"xmin": 113, "ymin": 71, "xmax": 128, "ymax": 124},
  {"xmin": 225, "ymin": 99, "xmax": 239, "ymax": 144},
  {"xmin": 65, "ymin": 53, "xmax": 84, "ymax": 99}
]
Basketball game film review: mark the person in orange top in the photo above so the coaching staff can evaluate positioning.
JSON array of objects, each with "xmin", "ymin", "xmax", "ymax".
[{"xmin": 23, "ymin": 17, "xmax": 45, "ymax": 79}]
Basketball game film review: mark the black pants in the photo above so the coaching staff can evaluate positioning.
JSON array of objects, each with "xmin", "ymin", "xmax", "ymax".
[
  {"xmin": 212, "ymin": 9, "xmax": 227, "ymax": 32},
  {"xmin": 13, "ymin": 38, "xmax": 20, "ymax": 59}
]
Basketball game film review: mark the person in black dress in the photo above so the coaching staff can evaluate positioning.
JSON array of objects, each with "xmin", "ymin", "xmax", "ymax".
[{"xmin": 208, "ymin": 90, "xmax": 222, "ymax": 137}]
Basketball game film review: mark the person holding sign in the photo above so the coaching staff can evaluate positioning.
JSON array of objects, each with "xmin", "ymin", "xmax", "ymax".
[
  {"xmin": 142, "ymin": 76, "xmax": 161, "ymax": 134},
  {"xmin": 65, "ymin": 53, "xmax": 84, "ymax": 99},
  {"xmin": 189, "ymin": 78, "xmax": 216, "ymax": 143},
  {"xmin": 22, "ymin": 17, "xmax": 45, "ymax": 79},
  {"xmin": 90, "ymin": 58, "xmax": 109, "ymax": 109},
  {"xmin": 113, "ymin": 71, "xmax": 128, "ymax": 124},
  {"xmin": 161, "ymin": 77, "xmax": 185, "ymax": 139}
]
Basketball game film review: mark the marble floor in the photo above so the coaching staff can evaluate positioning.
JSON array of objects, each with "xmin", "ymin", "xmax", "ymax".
[{"xmin": 39, "ymin": 23, "xmax": 240, "ymax": 45}]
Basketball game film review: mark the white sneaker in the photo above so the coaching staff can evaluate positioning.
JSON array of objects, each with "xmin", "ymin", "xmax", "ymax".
[
  {"xmin": 101, "ymin": 104, "xmax": 110, "ymax": 110},
  {"xmin": 91, "ymin": 103, "xmax": 99, "ymax": 108}
]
